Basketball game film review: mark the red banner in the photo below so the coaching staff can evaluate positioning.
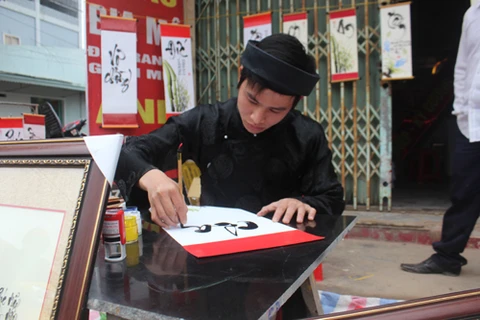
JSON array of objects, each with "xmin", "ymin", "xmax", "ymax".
[{"xmin": 86, "ymin": 0, "xmax": 184, "ymax": 136}]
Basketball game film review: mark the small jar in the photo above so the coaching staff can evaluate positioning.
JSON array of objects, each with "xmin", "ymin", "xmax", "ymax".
[{"xmin": 124, "ymin": 215, "xmax": 138, "ymax": 244}]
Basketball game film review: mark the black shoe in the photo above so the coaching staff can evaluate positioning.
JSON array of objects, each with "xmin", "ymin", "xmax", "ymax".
[{"xmin": 400, "ymin": 257, "xmax": 460, "ymax": 276}]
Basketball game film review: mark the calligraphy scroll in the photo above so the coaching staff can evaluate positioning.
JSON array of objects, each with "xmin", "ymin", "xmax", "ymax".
[
  {"xmin": 160, "ymin": 24, "xmax": 195, "ymax": 115},
  {"xmin": 380, "ymin": 2, "xmax": 414, "ymax": 80},
  {"xmin": 23, "ymin": 114, "xmax": 46, "ymax": 140},
  {"xmin": 100, "ymin": 16, "xmax": 139, "ymax": 128},
  {"xmin": 329, "ymin": 8, "xmax": 359, "ymax": 82},
  {"xmin": 243, "ymin": 12, "xmax": 272, "ymax": 47},
  {"xmin": 283, "ymin": 12, "xmax": 308, "ymax": 49}
]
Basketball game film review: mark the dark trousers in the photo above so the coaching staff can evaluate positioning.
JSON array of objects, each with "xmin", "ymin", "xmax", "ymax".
[{"xmin": 431, "ymin": 124, "xmax": 480, "ymax": 272}]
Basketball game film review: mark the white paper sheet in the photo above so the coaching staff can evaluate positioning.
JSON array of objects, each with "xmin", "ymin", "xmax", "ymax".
[
  {"xmin": 165, "ymin": 206, "xmax": 297, "ymax": 246},
  {"xmin": 0, "ymin": 205, "xmax": 64, "ymax": 320},
  {"xmin": 84, "ymin": 134, "xmax": 123, "ymax": 186}
]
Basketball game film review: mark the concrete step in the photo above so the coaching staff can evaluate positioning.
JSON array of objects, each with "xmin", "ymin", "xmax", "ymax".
[{"xmin": 343, "ymin": 208, "xmax": 480, "ymax": 249}]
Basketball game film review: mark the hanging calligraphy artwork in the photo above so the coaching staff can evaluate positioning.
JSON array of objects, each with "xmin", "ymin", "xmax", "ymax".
[
  {"xmin": 100, "ymin": 16, "xmax": 139, "ymax": 128},
  {"xmin": 283, "ymin": 12, "xmax": 308, "ymax": 49},
  {"xmin": 329, "ymin": 8, "xmax": 359, "ymax": 82},
  {"xmin": 160, "ymin": 24, "xmax": 195, "ymax": 115},
  {"xmin": 380, "ymin": 2, "xmax": 414, "ymax": 80},
  {"xmin": 163, "ymin": 206, "xmax": 323, "ymax": 258},
  {"xmin": 243, "ymin": 12, "xmax": 272, "ymax": 47}
]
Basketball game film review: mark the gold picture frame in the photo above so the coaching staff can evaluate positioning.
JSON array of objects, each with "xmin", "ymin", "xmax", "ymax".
[{"xmin": 0, "ymin": 138, "xmax": 111, "ymax": 319}]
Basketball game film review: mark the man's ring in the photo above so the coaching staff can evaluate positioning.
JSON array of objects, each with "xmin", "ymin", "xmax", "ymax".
[{"xmin": 161, "ymin": 219, "xmax": 165, "ymax": 223}]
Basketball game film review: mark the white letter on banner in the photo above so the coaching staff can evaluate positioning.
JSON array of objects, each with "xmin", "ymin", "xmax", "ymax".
[
  {"xmin": 146, "ymin": 17, "xmax": 165, "ymax": 46},
  {"xmin": 89, "ymin": 4, "xmax": 106, "ymax": 35}
]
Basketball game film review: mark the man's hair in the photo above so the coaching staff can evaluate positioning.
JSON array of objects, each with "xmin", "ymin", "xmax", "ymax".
[{"xmin": 238, "ymin": 33, "xmax": 317, "ymax": 108}]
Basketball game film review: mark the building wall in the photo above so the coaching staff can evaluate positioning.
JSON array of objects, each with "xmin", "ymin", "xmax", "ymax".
[
  {"xmin": 0, "ymin": 0, "xmax": 85, "ymax": 130},
  {"xmin": 0, "ymin": 92, "xmax": 32, "ymax": 116},
  {"xmin": 40, "ymin": 20, "xmax": 79, "ymax": 47},
  {"xmin": 65, "ymin": 92, "xmax": 88, "ymax": 133},
  {"xmin": 0, "ymin": 7, "xmax": 36, "ymax": 45},
  {"xmin": 0, "ymin": 90, "xmax": 88, "ymax": 134}
]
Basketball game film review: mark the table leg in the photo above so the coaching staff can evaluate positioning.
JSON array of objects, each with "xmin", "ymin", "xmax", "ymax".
[{"xmin": 300, "ymin": 273, "xmax": 324, "ymax": 316}]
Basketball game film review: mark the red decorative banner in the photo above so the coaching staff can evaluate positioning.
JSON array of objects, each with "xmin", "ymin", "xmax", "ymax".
[{"xmin": 86, "ymin": 0, "xmax": 184, "ymax": 136}]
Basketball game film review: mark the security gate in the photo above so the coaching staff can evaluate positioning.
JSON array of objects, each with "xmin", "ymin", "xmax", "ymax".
[{"xmin": 195, "ymin": 0, "xmax": 392, "ymax": 210}]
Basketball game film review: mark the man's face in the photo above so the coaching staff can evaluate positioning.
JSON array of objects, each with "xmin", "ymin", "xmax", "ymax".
[{"xmin": 237, "ymin": 80, "xmax": 295, "ymax": 134}]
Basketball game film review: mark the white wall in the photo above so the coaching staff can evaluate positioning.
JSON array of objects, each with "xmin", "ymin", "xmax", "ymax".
[
  {"xmin": 65, "ymin": 92, "xmax": 88, "ymax": 134},
  {"xmin": 0, "ymin": 92, "xmax": 32, "ymax": 116},
  {"xmin": 0, "ymin": 91, "xmax": 87, "ymax": 135}
]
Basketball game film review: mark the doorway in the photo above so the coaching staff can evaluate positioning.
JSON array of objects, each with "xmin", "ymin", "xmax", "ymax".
[{"xmin": 391, "ymin": 0, "xmax": 470, "ymax": 210}]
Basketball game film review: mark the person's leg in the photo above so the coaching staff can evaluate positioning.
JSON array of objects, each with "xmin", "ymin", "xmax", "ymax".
[
  {"xmin": 431, "ymin": 127, "xmax": 480, "ymax": 271},
  {"xmin": 401, "ymin": 125, "xmax": 480, "ymax": 275}
]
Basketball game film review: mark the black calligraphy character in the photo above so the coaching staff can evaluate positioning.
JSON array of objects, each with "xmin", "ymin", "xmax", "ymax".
[
  {"xmin": 250, "ymin": 29, "xmax": 263, "ymax": 41},
  {"xmin": 104, "ymin": 43, "xmax": 132, "ymax": 93},
  {"xmin": 387, "ymin": 11, "xmax": 406, "ymax": 39},
  {"xmin": 181, "ymin": 221, "xmax": 258, "ymax": 236},
  {"xmin": 288, "ymin": 24, "xmax": 300, "ymax": 38},
  {"xmin": 165, "ymin": 40, "xmax": 176, "ymax": 59},
  {"xmin": 214, "ymin": 221, "xmax": 258, "ymax": 237},
  {"xmin": 0, "ymin": 287, "xmax": 6, "ymax": 306},
  {"xmin": 4, "ymin": 129, "xmax": 14, "ymax": 140},
  {"xmin": 27, "ymin": 127, "xmax": 36, "ymax": 139},
  {"xmin": 175, "ymin": 40, "xmax": 188, "ymax": 58},
  {"xmin": 0, "ymin": 291, "xmax": 21, "ymax": 320},
  {"xmin": 337, "ymin": 19, "xmax": 355, "ymax": 39},
  {"xmin": 181, "ymin": 224, "xmax": 212, "ymax": 233},
  {"xmin": 7, "ymin": 293, "xmax": 20, "ymax": 309}
]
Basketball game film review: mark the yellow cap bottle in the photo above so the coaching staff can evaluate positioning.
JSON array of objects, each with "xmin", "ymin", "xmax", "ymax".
[{"xmin": 124, "ymin": 215, "xmax": 138, "ymax": 244}]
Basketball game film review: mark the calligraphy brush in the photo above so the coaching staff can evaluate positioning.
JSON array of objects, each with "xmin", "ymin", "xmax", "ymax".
[{"xmin": 177, "ymin": 142, "xmax": 185, "ymax": 227}]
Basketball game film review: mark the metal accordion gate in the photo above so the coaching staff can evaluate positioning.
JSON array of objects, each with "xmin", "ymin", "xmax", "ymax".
[{"xmin": 194, "ymin": 0, "xmax": 392, "ymax": 211}]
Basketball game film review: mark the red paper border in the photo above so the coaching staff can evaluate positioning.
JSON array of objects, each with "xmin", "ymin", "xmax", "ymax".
[
  {"xmin": 329, "ymin": 8, "xmax": 356, "ymax": 19},
  {"xmin": 332, "ymin": 72, "xmax": 359, "ymax": 82},
  {"xmin": 102, "ymin": 114, "xmax": 138, "ymax": 126},
  {"xmin": 100, "ymin": 16, "xmax": 137, "ymax": 32},
  {"xmin": 184, "ymin": 229, "xmax": 323, "ymax": 258},
  {"xmin": 23, "ymin": 114, "xmax": 45, "ymax": 125},
  {"xmin": 160, "ymin": 23, "xmax": 191, "ymax": 38},
  {"xmin": 283, "ymin": 12, "xmax": 308, "ymax": 22},
  {"xmin": 243, "ymin": 12, "xmax": 272, "ymax": 28},
  {"xmin": 0, "ymin": 118, "xmax": 23, "ymax": 128}
]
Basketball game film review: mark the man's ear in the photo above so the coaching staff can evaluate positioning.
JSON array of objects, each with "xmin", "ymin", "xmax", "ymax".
[{"xmin": 239, "ymin": 65, "xmax": 244, "ymax": 71}]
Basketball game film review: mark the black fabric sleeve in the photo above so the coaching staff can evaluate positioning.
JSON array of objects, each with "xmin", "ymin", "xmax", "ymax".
[
  {"xmin": 294, "ymin": 124, "xmax": 345, "ymax": 216},
  {"xmin": 114, "ymin": 105, "xmax": 212, "ymax": 203}
]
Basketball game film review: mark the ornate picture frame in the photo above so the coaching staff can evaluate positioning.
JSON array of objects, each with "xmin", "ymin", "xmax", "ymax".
[
  {"xmin": 0, "ymin": 138, "xmax": 111, "ymax": 319},
  {"xmin": 315, "ymin": 288, "xmax": 480, "ymax": 319}
]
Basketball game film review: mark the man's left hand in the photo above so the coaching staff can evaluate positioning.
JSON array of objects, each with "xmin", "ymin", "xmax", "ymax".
[{"xmin": 257, "ymin": 198, "xmax": 316, "ymax": 224}]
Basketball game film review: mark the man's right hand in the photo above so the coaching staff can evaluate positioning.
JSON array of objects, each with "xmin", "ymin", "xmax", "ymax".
[{"xmin": 138, "ymin": 169, "xmax": 188, "ymax": 228}]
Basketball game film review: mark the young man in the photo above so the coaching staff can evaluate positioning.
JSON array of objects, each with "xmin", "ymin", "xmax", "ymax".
[
  {"xmin": 115, "ymin": 33, "xmax": 345, "ymax": 227},
  {"xmin": 401, "ymin": 3, "xmax": 480, "ymax": 276}
]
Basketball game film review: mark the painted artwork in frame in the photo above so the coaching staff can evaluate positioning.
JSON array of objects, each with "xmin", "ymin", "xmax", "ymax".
[{"xmin": 0, "ymin": 138, "xmax": 112, "ymax": 320}]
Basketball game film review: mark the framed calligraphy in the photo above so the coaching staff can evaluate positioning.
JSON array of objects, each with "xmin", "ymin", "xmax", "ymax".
[{"xmin": 0, "ymin": 138, "xmax": 111, "ymax": 319}]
